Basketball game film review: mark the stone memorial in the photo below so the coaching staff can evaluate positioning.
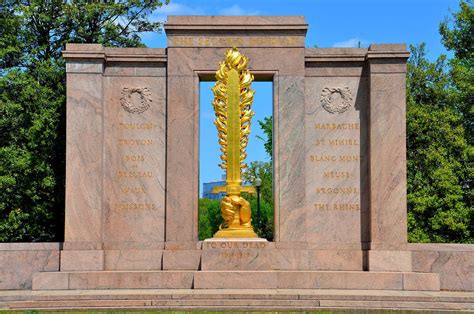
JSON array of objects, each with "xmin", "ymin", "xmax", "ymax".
[{"xmin": 1, "ymin": 15, "xmax": 473, "ymax": 311}]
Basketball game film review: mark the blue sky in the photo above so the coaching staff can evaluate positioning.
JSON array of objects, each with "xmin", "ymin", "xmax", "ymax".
[
  {"xmin": 142, "ymin": 0, "xmax": 460, "ymax": 59},
  {"xmin": 139, "ymin": 0, "xmax": 461, "ymax": 195}
]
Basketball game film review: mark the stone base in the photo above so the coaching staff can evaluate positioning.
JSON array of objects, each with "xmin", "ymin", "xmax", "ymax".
[
  {"xmin": 5, "ymin": 288, "xmax": 471, "ymax": 311},
  {"xmin": 33, "ymin": 271, "xmax": 194, "ymax": 290},
  {"xmin": 33, "ymin": 270, "xmax": 440, "ymax": 291},
  {"xmin": 212, "ymin": 228, "xmax": 258, "ymax": 238}
]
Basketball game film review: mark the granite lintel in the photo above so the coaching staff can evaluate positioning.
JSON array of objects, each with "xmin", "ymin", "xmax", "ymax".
[
  {"xmin": 367, "ymin": 59, "xmax": 408, "ymax": 74},
  {"xmin": 366, "ymin": 51, "xmax": 410, "ymax": 60},
  {"xmin": 105, "ymin": 55, "xmax": 167, "ymax": 63},
  {"xmin": 64, "ymin": 44, "xmax": 167, "ymax": 63},
  {"xmin": 369, "ymin": 43, "xmax": 407, "ymax": 51},
  {"xmin": 166, "ymin": 37, "xmax": 306, "ymax": 48},
  {"xmin": 105, "ymin": 47, "xmax": 167, "ymax": 63},
  {"xmin": 306, "ymin": 56, "xmax": 366, "ymax": 62},
  {"xmin": 63, "ymin": 43, "xmax": 105, "ymax": 60},
  {"xmin": 165, "ymin": 15, "xmax": 308, "ymax": 33},
  {"xmin": 305, "ymin": 48, "xmax": 367, "ymax": 63}
]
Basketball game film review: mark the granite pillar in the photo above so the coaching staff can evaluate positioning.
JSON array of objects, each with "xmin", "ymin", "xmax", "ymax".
[
  {"xmin": 366, "ymin": 44, "xmax": 410, "ymax": 271},
  {"xmin": 63, "ymin": 44, "xmax": 105, "ymax": 251}
]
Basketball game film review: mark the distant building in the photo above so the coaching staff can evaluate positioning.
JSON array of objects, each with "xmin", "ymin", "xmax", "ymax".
[
  {"xmin": 202, "ymin": 180, "xmax": 226, "ymax": 200},
  {"xmin": 202, "ymin": 175, "xmax": 252, "ymax": 200},
  {"xmin": 202, "ymin": 174, "xmax": 226, "ymax": 200}
]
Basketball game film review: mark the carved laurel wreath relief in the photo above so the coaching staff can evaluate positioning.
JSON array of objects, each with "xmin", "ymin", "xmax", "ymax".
[
  {"xmin": 320, "ymin": 87, "xmax": 353, "ymax": 114},
  {"xmin": 120, "ymin": 87, "xmax": 152, "ymax": 114}
]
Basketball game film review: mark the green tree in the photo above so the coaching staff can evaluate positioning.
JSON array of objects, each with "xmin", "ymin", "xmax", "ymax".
[
  {"xmin": 439, "ymin": 0, "xmax": 473, "ymax": 145},
  {"xmin": 0, "ymin": 0, "xmax": 168, "ymax": 241},
  {"xmin": 407, "ymin": 42, "xmax": 472, "ymax": 243},
  {"xmin": 256, "ymin": 116, "xmax": 273, "ymax": 159},
  {"xmin": 198, "ymin": 198, "xmax": 221, "ymax": 240}
]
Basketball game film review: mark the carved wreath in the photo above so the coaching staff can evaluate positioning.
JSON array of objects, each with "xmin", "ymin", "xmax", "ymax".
[
  {"xmin": 320, "ymin": 87, "xmax": 353, "ymax": 114},
  {"xmin": 120, "ymin": 87, "xmax": 152, "ymax": 114}
]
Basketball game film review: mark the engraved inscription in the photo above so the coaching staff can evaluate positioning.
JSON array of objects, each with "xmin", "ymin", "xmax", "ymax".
[
  {"xmin": 205, "ymin": 241, "xmax": 266, "ymax": 249},
  {"xmin": 121, "ymin": 187, "xmax": 146, "ymax": 194},
  {"xmin": 112, "ymin": 203, "xmax": 156, "ymax": 210},
  {"xmin": 119, "ymin": 139, "xmax": 154, "ymax": 145},
  {"xmin": 119, "ymin": 123, "xmax": 155, "ymax": 130},
  {"xmin": 316, "ymin": 187, "xmax": 359, "ymax": 194},
  {"xmin": 315, "ymin": 139, "xmax": 359, "ymax": 146},
  {"xmin": 124, "ymin": 155, "xmax": 145, "ymax": 162},
  {"xmin": 314, "ymin": 203, "xmax": 360, "ymax": 210},
  {"xmin": 117, "ymin": 171, "xmax": 153, "ymax": 178},
  {"xmin": 314, "ymin": 123, "xmax": 359, "ymax": 130},
  {"xmin": 309, "ymin": 155, "xmax": 363, "ymax": 162},
  {"xmin": 171, "ymin": 36, "xmax": 299, "ymax": 47},
  {"xmin": 220, "ymin": 252, "xmax": 251, "ymax": 259}
]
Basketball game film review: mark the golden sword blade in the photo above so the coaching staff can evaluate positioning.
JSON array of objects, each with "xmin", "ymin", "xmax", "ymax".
[
  {"xmin": 210, "ymin": 47, "xmax": 257, "ymax": 238},
  {"xmin": 211, "ymin": 48, "xmax": 256, "ymax": 197}
]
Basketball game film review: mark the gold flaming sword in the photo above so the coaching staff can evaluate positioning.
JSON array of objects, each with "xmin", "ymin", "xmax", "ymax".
[{"xmin": 211, "ymin": 47, "xmax": 258, "ymax": 238}]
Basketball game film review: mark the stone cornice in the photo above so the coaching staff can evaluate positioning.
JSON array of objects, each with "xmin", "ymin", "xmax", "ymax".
[{"xmin": 63, "ymin": 44, "xmax": 167, "ymax": 63}]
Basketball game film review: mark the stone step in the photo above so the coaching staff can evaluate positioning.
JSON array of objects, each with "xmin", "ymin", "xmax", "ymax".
[
  {"xmin": 2, "ymin": 289, "xmax": 473, "ymax": 311},
  {"xmin": 32, "ymin": 270, "xmax": 440, "ymax": 291},
  {"xmin": 8, "ymin": 300, "xmax": 474, "ymax": 311}
]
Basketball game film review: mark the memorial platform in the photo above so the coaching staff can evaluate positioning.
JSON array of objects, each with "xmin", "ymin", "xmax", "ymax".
[
  {"xmin": 32, "ymin": 270, "xmax": 440, "ymax": 291},
  {"xmin": 2, "ymin": 289, "xmax": 473, "ymax": 311}
]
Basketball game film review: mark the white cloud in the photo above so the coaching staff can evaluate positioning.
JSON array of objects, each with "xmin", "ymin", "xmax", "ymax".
[
  {"xmin": 218, "ymin": 5, "xmax": 260, "ymax": 16},
  {"xmin": 151, "ymin": 2, "xmax": 207, "ymax": 23},
  {"xmin": 159, "ymin": 2, "xmax": 206, "ymax": 15},
  {"xmin": 332, "ymin": 38, "xmax": 368, "ymax": 48},
  {"xmin": 149, "ymin": 2, "xmax": 260, "ymax": 27}
]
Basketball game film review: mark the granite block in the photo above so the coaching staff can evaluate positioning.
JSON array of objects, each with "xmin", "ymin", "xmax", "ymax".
[
  {"xmin": 0, "ymin": 248, "xmax": 59, "ymax": 290},
  {"xmin": 304, "ymin": 75, "xmax": 369, "ymax": 245},
  {"xmin": 272, "ymin": 249, "xmax": 310, "ymax": 270},
  {"xmin": 104, "ymin": 250, "xmax": 163, "ymax": 270},
  {"xmin": 194, "ymin": 271, "xmax": 277, "ymax": 289},
  {"xmin": 412, "ymin": 249, "xmax": 474, "ymax": 291},
  {"xmin": 66, "ymin": 271, "xmax": 194, "ymax": 289},
  {"xmin": 60, "ymin": 250, "xmax": 104, "ymax": 271},
  {"xmin": 403, "ymin": 273, "xmax": 440, "ymax": 291},
  {"xmin": 308, "ymin": 250, "xmax": 363, "ymax": 271},
  {"xmin": 368, "ymin": 70, "xmax": 407, "ymax": 244},
  {"xmin": 277, "ymin": 271, "xmax": 403, "ymax": 290},
  {"xmin": 103, "ymin": 75, "xmax": 166, "ymax": 244},
  {"xmin": 32, "ymin": 272, "xmax": 68, "ymax": 290},
  {"xmin": 66, "ymin": 60, "xmax": 103, "ymax": 73},
  {"xmin": 64, "ymin": 73, "xmax": 103, "ymax": 244},
  {"xmin": 368, "ymin": 250, "xmax": 412, "ymax": 272},
  {"xmin": 276, "ymin": 76, "xmax": 306, "ymax": 242},
  {"xmin": 166, "ymin": 74, "xmax": 199, "ymax": 243},
  {"xmin": 104, "ymin": 62, "xmax": 166, "ymax": 77},
  {"xmin": 0, "ymin": 243, "xmax": 60, "ymax": 251},
  {"xmin": 162, "ymin": 250, "xmax": 201, "ymax": 270}
]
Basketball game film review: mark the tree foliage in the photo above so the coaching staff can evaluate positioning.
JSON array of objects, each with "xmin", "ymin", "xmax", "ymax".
[
  {"xmin": 256, "ymin": 116, "xmax": 273, "ymax": 159},
  {"xmin": 0, "ymin": 0, "xmax": 168, "ymax": 241},
  {"xmin": 406, "ymin": 46, "xmax": 472, "ymax": 242},
  {"xmin": 406, "ymin": 0, "xmax": 473, "ymax": 243},
  {"xmin": 439, "ymin": 0, "xmax": 473, "ymax": 145}
]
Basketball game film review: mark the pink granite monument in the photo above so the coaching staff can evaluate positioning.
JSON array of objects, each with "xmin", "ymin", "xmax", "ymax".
[{"xmin": 1, "ymin": 17, "xmax": 473, "ymax": 310}]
